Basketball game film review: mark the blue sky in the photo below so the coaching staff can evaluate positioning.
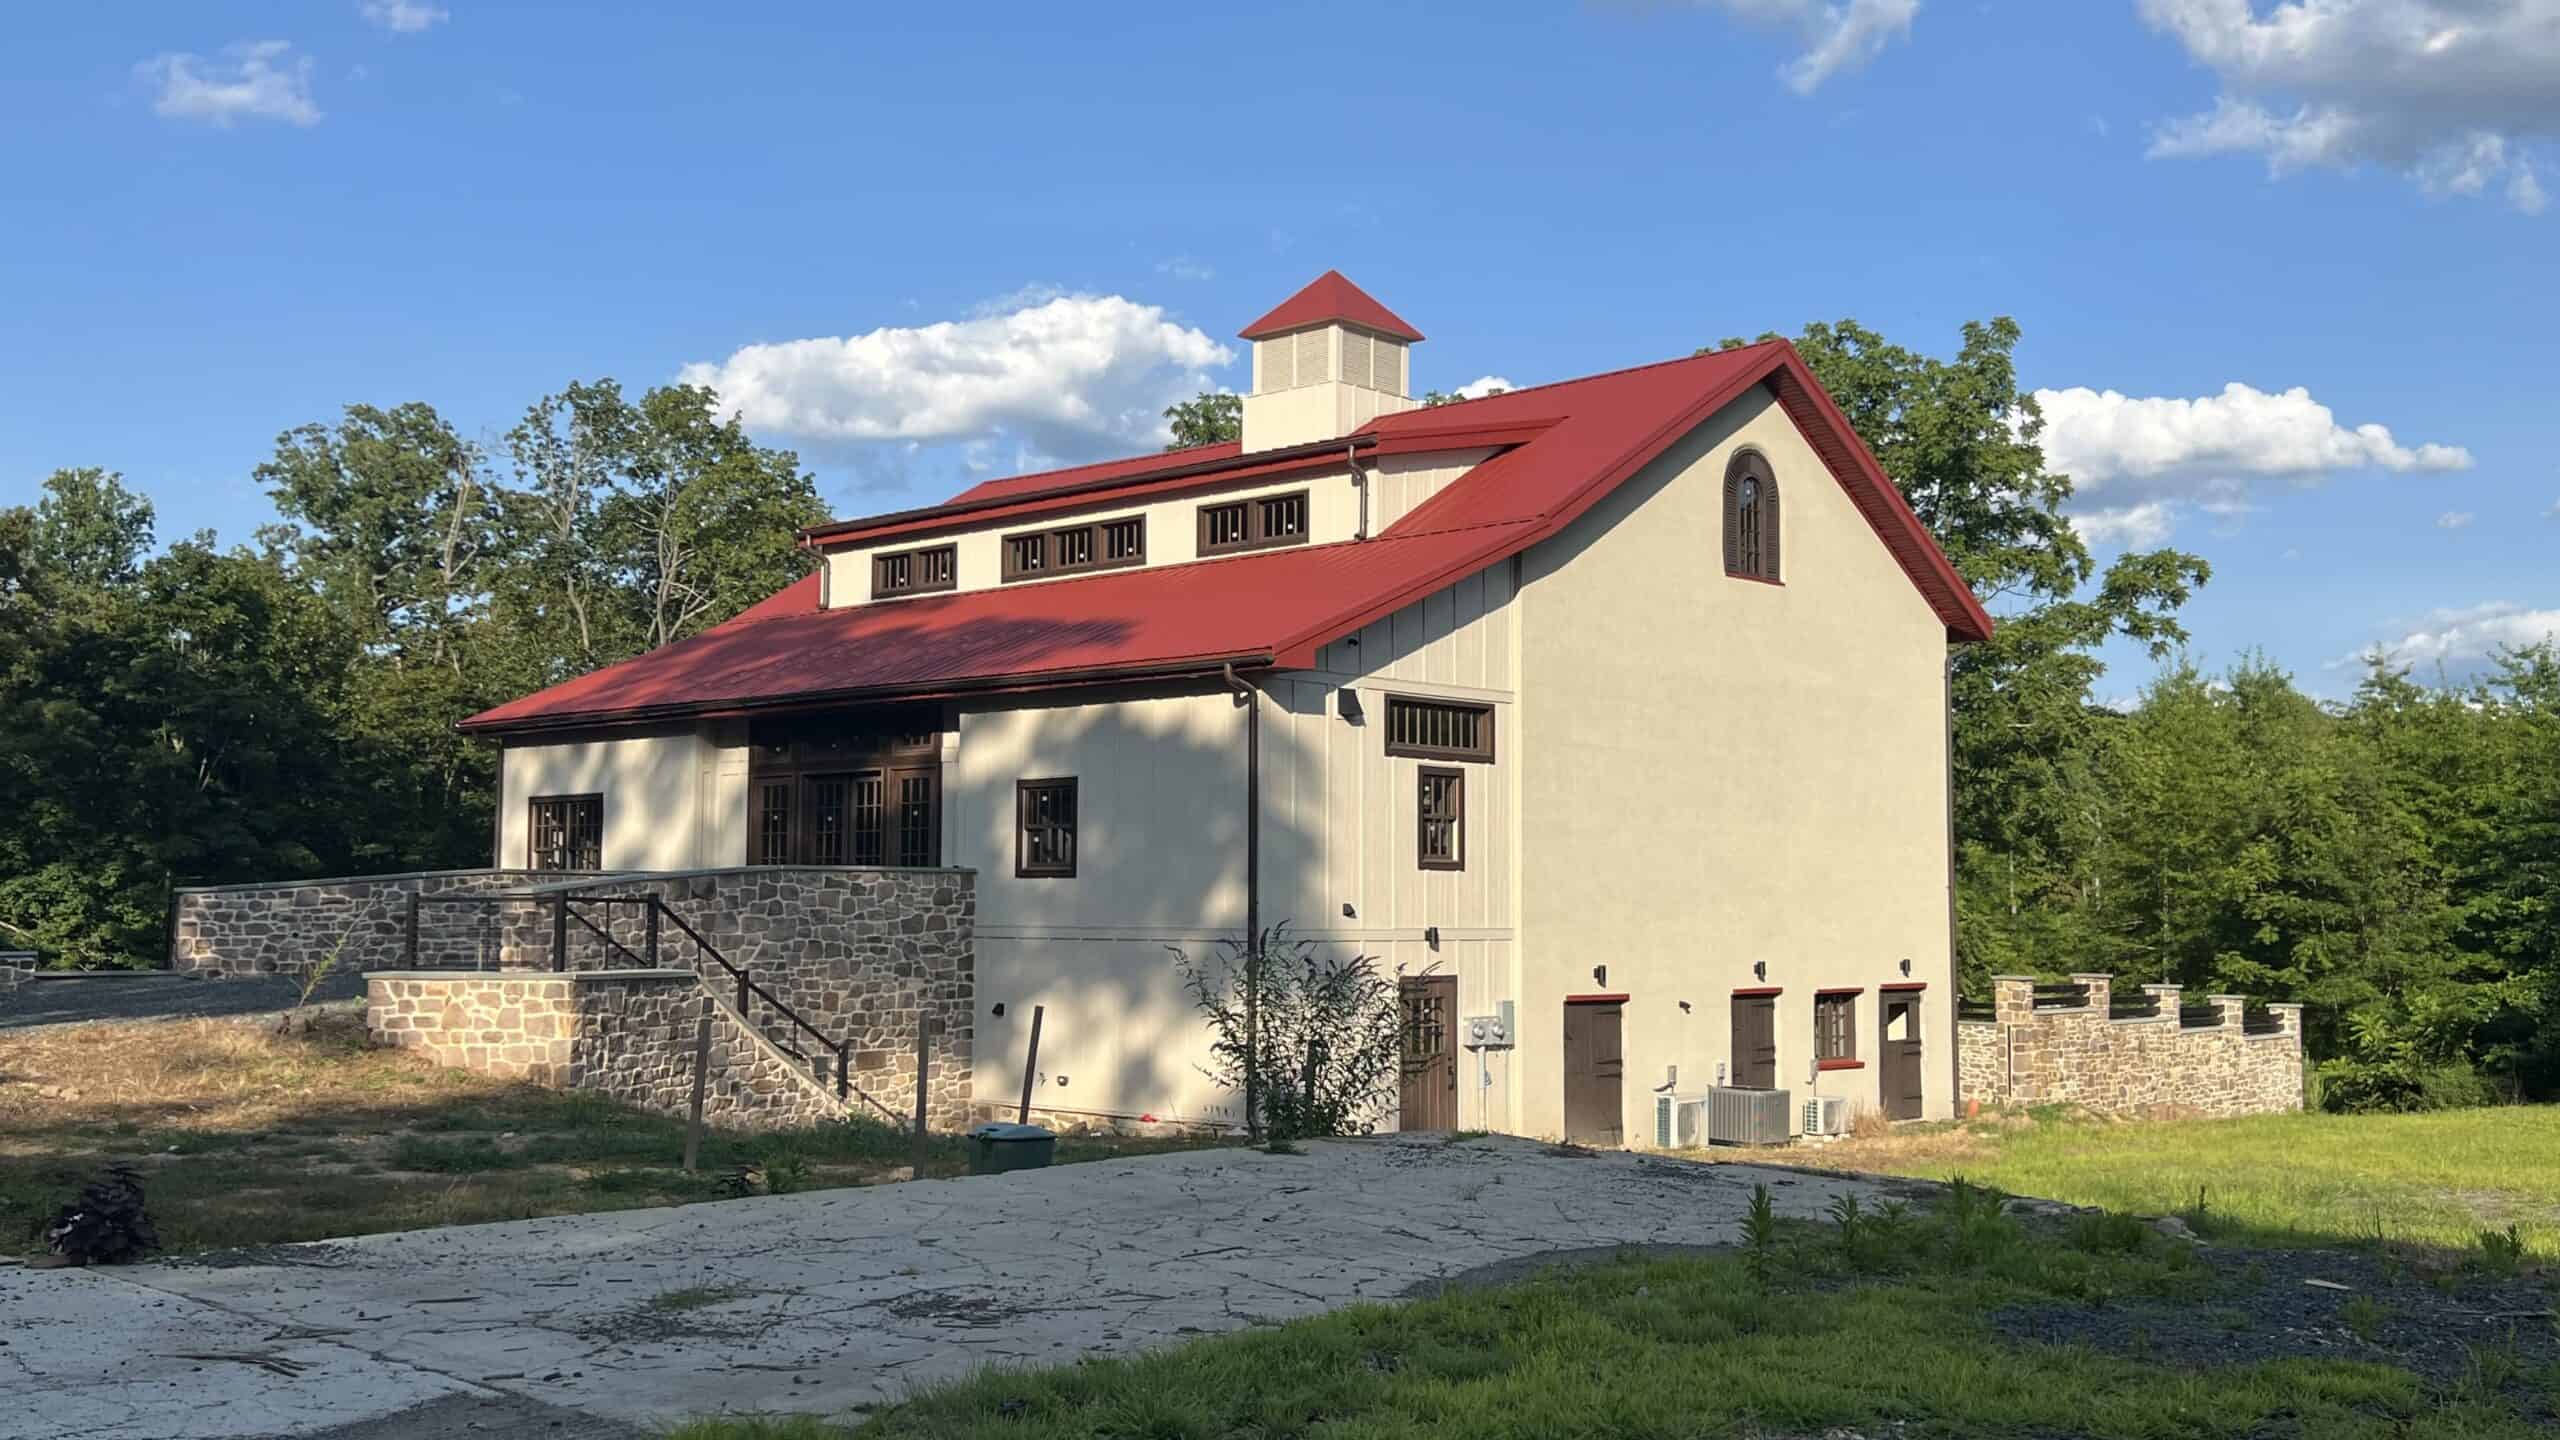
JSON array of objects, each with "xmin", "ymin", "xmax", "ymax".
[{"xmin": 4, "ymin": 1, "xmax": 2554, "ymax": 696}]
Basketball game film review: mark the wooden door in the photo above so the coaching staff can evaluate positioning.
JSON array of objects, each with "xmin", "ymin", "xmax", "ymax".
[
  {"xmin": 1731, "ymin": 993, "xmax": 1778, "ymax": 1089},
  {"xmin": 1398, "ymin": 976, "xmax": 1458, "ymax": 1131},
  {"xmin": 1880, "ymin": 996, "xmax": 1924, "ymax": 1120},
  {"xmin": 1561, "ymin": 1001, "xmax": 1625, "ymax": 1146}
]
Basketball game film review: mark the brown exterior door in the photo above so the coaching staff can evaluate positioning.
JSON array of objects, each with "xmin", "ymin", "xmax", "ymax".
[
  {"xmin": 1561, "ymin": 1000, "xmax": 1625, "ymax": 1146},
  {"xmin": 1731, "ymin": 993, "xmax": 1778, "ymax": 1089},
  {"xmin": 1881, "ymin": 995, "xmax": 1924, "ymax": 1120},
  {"xmin": 1398, "ymin": 976, "xmax": 1458, "ymax": 1131}
]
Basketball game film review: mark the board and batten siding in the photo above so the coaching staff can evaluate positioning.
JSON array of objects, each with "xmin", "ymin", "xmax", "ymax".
[
  {"xmin": 954, "ymin": 561, "xmax": 1521, "ymax": 1128},
  {"xmin": 1514, "ymin": 384, "xmax": 1958, "ymax": 1141}
]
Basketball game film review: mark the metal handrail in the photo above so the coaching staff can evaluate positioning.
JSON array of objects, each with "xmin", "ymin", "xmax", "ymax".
[{"xmin": 643, "ymin": 896, "xmax": 850, "ymax": 1101}]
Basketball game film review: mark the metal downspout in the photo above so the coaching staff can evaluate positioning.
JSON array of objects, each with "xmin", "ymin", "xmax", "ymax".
[{"xmin": 1223, "ymin": 662, "xmax": 1263, "ymax": 1139}]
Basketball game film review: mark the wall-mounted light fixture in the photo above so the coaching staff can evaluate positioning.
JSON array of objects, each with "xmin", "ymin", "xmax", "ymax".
[
  {"xmin": 1338, "ymin": 690, "xmax": 1365, "ymax": 723},
  {"xmin": 992, "ymin": 1002, "xmax": 1006, "ymax": 1017},
  {"xmin": 1424, "ymin": 925, "xmax": 1441, "ymax": 949},
  {"xmin": 1678, "ymin": 1000, "xmax": 1692, "ymax": 1014},
  {"xmin": 1341, "ymin": 902, "xmax": 1356, "ymax": 919},
  {"xmin": 1899, "ymin": 957, "xmax": 1912, "ymax": 977},
  {"xmin": 1592, "ymin": 965, "xmax": 1607, "ymax": 988},
  {"xmin": 1753, "ymin": 961, "xmax": 1767, "ymax": 982}
]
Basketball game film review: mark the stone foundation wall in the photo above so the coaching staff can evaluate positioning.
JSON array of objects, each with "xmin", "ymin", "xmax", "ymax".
[
  {"xmin": 367, "ymin": 970, "xmax": 846, "ymax": 1131},
  {"xmin": 1958, "ymin": 973, "xmax": 2305, "ymax": 1118},
  {"xmin": 502, "ymin": 868, "xmax": 975, "ymax": 1130},
  {"xmin": 172, "ymin": 869, "xmax": 610, "ymax": 978}
]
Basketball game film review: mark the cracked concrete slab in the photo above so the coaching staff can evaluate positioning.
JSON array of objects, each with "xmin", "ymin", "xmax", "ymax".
[{"xmin": 0, "ymin": 1136, "xmax": 1914, "ymax": 1437}]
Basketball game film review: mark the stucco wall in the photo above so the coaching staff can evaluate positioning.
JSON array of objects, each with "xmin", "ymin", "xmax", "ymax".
[
  {"xmin": 496, "ymin": 724, "xmax": 747, "ymax": 872},
  {"xmin": 1515, "ymin": 385, "xmax": 1958, "ymax": 1140},
  {"xmin": 1959, "ymin": 975, "xmax": 2305, "ymax": 1118}
]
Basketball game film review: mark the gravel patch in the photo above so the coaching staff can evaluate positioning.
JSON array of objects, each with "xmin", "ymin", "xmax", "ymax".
[{"xmin": 0, "ymin": 972, "xmax": 367, "ymax": 1030}]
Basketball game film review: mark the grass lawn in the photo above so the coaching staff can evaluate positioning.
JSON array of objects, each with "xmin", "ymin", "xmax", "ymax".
[
  {"xmin": 1743, "ymin": 1104, "xmax": 2560, "ymax": 1257},
  {"xmin": 666, "ymin": 1183, "xmax": 2560, "ymax": 1439},
  {"xmin": 0, "ymin": 1013, "xmax": 1229, "ymax": 1256}
]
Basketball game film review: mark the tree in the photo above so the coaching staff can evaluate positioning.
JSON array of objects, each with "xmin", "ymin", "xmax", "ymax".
[
  {"xmin": 1163, "ymin": 391, "xmax": 1241, "ymax": 449},
  {"xmin": 31, "ymin": 469, "xmax": 154, "ymax": 590}
]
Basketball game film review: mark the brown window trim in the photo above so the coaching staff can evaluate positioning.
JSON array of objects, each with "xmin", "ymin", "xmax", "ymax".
[
  {"xmin": 1723, "ymin": 449, "xmax": 1781, "ymax": 583},
  {"xmin": 1880, "ymin": 981, "xmax": 1929, "ymax": 992},
  {"xmin": 1815, "ymin": 990, "xmax": 1858, "ymax": 1063},
  {"xmin": 1732, "ymin": 985, "xmax": 1783, "ymax": 997},
  {"xmin": 1417, "ymin": 765, "xmax": 1464, "ymax": 871},
  {"xmin": 1015, "ymin": 776, "xmax": 1078, "ymax": 878},
  {"xmin": 1197, "ymin": 488, "xmax": 1312, "ymax": 556},
  {"xmin": 1000, "ymin": 517, "xmax": 1146, "ymax": 583},
  {"xmin": 870, "ymin": 543, "xmax": 957, "ymax": 599},
  {"xmin": 1382, "ymin": 694, "xmax": 1496, "ymax": 763},
  {"xmin": 527, "ymin": 792, "xmax": 604, "ymax": 872}
]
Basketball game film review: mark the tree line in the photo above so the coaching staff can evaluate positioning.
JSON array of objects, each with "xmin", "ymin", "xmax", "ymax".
[{"xmin": 7, "ymin": 327, "xmax": 2554, "ymax": 1108}]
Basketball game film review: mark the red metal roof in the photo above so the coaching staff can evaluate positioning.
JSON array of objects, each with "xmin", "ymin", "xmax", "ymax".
[
  {"xmin": 462, "ymin": 340, "xmax": 1991, "ymax": 736},
  {"xmin": 1237, "ymin": 270, "xmax": 1424, "ymax": 342}
]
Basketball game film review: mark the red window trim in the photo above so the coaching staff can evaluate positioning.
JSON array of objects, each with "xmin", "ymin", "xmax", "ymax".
[
  {"xmin": 1815, "ymin": 986, "xmax": 1865, "ymax": 997},
  {"xmin": 1731, "ymin": 986, "xmax": 1782, "ymax": 997},
  {"xmin": 1565, "ymin": 993, "xmax": 1630, "ymax": 1004},
  {"xmin": 1880, "ymin": 981, "xmax": 1928, "ymax": 992},
  {"xmin": 1817, "ymin": 1058, "xmax": 1867, "ymax": 1072}
]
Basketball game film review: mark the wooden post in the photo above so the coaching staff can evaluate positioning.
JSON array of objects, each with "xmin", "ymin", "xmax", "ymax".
[
  {"xmin": 551, "ymin": 894, "xmax": 569, "ymax": 973},
  {"xmin": 912, "ymin": 1014, "xmax": 933, "ymax": 1178},
  {"xmin": 682, "ymin": 997, "xmax": 713, "ymax": 1173},
  {"xmin": 1016, "ymin": 1004, "xmax": 1045, "ymax": 1125}
]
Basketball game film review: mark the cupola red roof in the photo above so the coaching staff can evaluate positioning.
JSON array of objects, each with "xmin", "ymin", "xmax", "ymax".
[{"xmin": 1237, "ymin": 270, "xmax": 1424, "ymax": 342}]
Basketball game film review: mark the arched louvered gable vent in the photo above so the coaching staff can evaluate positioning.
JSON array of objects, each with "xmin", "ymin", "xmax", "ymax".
[{"xmin": 1723, "ymin": 450, "xmax": 1781, "ymax": 582}]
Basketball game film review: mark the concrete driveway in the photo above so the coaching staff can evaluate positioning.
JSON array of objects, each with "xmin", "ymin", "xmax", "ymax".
[{"xmin": 2, "ymin": 1136, "xmax": 1924, "ymax": 1439}]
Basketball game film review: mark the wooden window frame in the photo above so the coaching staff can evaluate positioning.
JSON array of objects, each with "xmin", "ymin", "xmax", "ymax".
[
  {"xmin": 1197, "ymin": 488, "xmax": 1312, "ymax": 556},
  {"xmin": 1815, "ymin": 990, "xmax": 1859, "ymax": 1066},
  {"xmin": 1000, "ymin": 516, "xmax": 1146, "ymax": 583},
  {"xmin": 527, "ymin": 793, "xmax": 603, "ymax": 872},
  {"xmin": 1723, "ymin": 450, "xmax": 1782, "ymax": 584},
  {"xmin": 1015, "ymin": 777, "xmax": 1079, "ymax": 878},
  {"xmin": 870, "ymin": 543, "xmax": 957, "ymax": 599},
  {"xmin": 1383, "ymin": 695, "xmax": 1496, "ymax": 763},
  {"xmin": 1417, "ymin": 765, "xmax": 1464, "ymax": 871}
]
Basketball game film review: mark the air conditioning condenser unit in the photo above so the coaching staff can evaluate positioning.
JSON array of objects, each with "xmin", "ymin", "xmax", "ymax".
[{"xmin": 1705, "ymin": 1086, "xmax": 1793, "ymax": 1146}]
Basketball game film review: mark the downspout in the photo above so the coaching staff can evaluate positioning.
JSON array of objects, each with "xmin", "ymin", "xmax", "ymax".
[
  {"xmin": 1222, "ymin": 662, "xmax": 1264, "ymax": 1140},
  {"xmin": 1349, "ymin": 442, "xmax": 1370, "ymax": 541},
  {"xmin": 1945, "ymin": 649, "xmax": 1962, "ymax": 1115}
]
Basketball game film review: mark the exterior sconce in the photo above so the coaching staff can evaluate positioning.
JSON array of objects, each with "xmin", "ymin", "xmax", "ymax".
[
  {"xmin": 1900, "ymin": 957, "xmax": 1913, "ymax": 977},
  {"xmin": 1753, "ymin": 961, "xmax": 1767, "ymax": 981},
  {"xmin": 1338, "ymin": 690, "xmax": 1365, "ymax": 723},
  {"xmin": 1592, "ymin": 965, "xmax": 1607, "ymax": 988},
  {"xmin": 1425, "ymin": 925, "xmax": 1440, "ymax": 949},
  {"xmin": 1341, "ymin": 902, "xmax": 1356, "ymax": 918}
]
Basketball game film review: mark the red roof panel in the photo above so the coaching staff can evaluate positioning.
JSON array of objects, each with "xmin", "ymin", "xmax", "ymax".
[{"xmin": 1238, "ymin": 270, "xmax": 1424, "ymax": 342}]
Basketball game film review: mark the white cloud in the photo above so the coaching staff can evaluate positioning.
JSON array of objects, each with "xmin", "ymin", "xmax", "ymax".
[
  {"xmin": 2034, "ymin": 380, "xmax": 2472, "ymax": 539},
  {"xmin": 2138, "ymin": 1, "xmax": 2560, "ymax": 212},
  {"xmin": 2343, "ymin": 600, "xmax": 2560, "ymax": 670},
  {"xmin": 1697, "ymin": 0, "xmax": 1921, "ymax": 94},
  {"xmin": 137, "ymin": 41, "xmax": 321, "ymax": 127},
  {"xmin": 2437, "ymin": 509, "xmax": 2474, "ymax": 529},
  {"xmin": 1454, "ymin": 375, "xmax": 1515, "ymax": 399},
  {"xmin": 676, "ymin": 291, "xmax": 1234, "ymax": 460},
  {"xmin": 1154, "ymin": 255, "xmax": 1215, "ymax": 281},
  {"xmin": 2071, "ymin": 502, "xmax": 2180, "ymax": 549},
  {"xmin": 361, "ymin": 1, "xmax": 449, "ymax": 32}
]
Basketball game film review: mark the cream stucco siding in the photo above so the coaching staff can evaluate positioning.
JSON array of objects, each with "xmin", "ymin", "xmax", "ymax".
[
  {"xmin": 496, "ymin": 725, "xmax": 747, "ymax": 873},
  {"xmin": 1515, "ymin": 386, "xmax": 1956, "ymax": 1140}
]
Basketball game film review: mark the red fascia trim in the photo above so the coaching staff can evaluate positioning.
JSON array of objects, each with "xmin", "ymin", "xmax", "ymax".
[
  {"xmin": 1815, "ymin": 987, "xmax": 1865, "ymax": 997},
  {"xmin": 1368, "ymin": 415, "xmax": 1561, "ymax": 457},
  {"xmin": 1731, "ymin": 986, "xmax": 1783, "ymax": 997},
  {"xmin": 1817, "ymin": 1058, "xmax": 1867, "ymax": 1072},
  {"xmin": 1564, "ymin": 993, "xmax": 1630, "ymax": 1004},
  {"xmin": 1880, "ymin": 981, "xmax": 1929, "ymax": 993}
]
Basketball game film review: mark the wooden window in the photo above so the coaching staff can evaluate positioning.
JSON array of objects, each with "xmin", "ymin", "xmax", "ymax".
[
  {"xmin": 745, "ymin": 716, "xmax": 942, "ymax": 867},
  {"xmin": 529, "ymin": 794, "xmax": 602, "ymax": 871},
  {"xmin": 754, "ymin": 781, "xmax": 793, "ymax": 865},
  {"xmin": 1816, "ymin": 992, "xmax": 1858, "ymax": 1062},
  {"xmin": 1724, "ymin": 451, "xmax": 1781, "ymax": 582},
  {"xmin": 1384, "ymin": 696, "xmax": 1495, "ymax": 762},
  {"xmin": 871, "ymin": 544, "xmax": 956, "ymax": 598},
  {"xmin": 1417, "ymin": 766, "xmax": 1463, "ymax": 870},
  {"xmin": 1197, "ymin": 489, "xmax": 1311, "ymax": 555},
  {"xmin": 1001, "ymin": 517, "xmax": 1146, "ymax": 581},
  {"xmin": 1016, "ymin": 778, "xmax": 1078, "ymax": 877},
  {"xmin": 896, "ymin": 773, "xmax": 938, "ymax": 868}
]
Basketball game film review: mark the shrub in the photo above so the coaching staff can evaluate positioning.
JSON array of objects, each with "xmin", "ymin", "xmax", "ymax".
[
  {"xmin": 45, "ymin": 1164, "xmax": 159, "ymax": 1265},
  {"xmin": 1171, "ymin": 923, "xmax": 1403, "ymax": 1142}
]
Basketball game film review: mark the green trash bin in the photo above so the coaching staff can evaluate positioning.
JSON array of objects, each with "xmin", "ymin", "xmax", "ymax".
[{"xmin": 966, "ymin": 1122, "xmax": 1057, "ymax": 1175}]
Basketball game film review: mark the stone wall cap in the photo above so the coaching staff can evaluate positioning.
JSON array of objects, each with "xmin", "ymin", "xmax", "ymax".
[
  {"xmin": 2068, "ymin": 972, "xmax": 2113, "ymax": 981},
  {"xmin": 366, "ymin": 969, "xmax": 576, "ymax": 981},
  {"xmin": 508, "ymin": 863, "xmax": 979, "ymax": 895},
  {"xmin": 567, "ymin": 968, "xmax": 702, "ymax": 983},
  {"xmin": 172, "ymin": 867, "xmax": 585, "ymax": 896},
  {"xmin": 2206, "ymin": 993, "xmax": 2248, "ymax": 1001},
  {"xmin": 1988, "ymin": 974, "xmax": 2038, "ymax": 982}
]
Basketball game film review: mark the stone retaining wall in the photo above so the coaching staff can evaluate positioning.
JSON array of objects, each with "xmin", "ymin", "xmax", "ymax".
[
  {"xmin": 171, "ymin": 869, "xmax": 611, "ymax": 978},
  {"xmin": 366, "ymin": 970, "xmax": 845, "ymax": 1131},
  {"xmin": 502, "ymin": 868, "xmax": 975, "ymax": 1129},
  {"xmin": 1958, "ymin": 973, "xmax": 2304, "ymax": 1118}
]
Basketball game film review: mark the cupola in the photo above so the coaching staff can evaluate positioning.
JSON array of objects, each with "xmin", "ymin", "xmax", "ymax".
[{"xmin": 1237, "ymin": 270, "xmax": 1422, "ymax": 452}]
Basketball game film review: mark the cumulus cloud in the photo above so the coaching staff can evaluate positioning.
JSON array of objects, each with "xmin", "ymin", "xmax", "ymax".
[
  {"xmin": 137, "ymin": 41, "xmax": 322, "ymax": 127},
  {"xmin": 1697, "ymin": 0, "xmax": 1921, "ymax": 94},
  {"xmin": 2139, "ymin": 0, "xmax": 2560, "ymax": 212},
  {"xmin": 2034, "ymin": 380, "xmax": 2471, "ymax": 541},
  {"xmin": 2342, "ymin": 600, "xmax": 2560, "ymax": 671},
  {"xmin": 1454, "ymin": 375, "xmax": 1515, "ymax": 399},
  {"xmin": 2437, "ymin": 510, "xmax": 2474, "ymax": 529},
  {"xmin": 360, "ymin": 0, "xmax": 449, "ymax": 32},
  {"xmin": 677, "ymin": 291, "xmax": 1234, "ymax": 461}
]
